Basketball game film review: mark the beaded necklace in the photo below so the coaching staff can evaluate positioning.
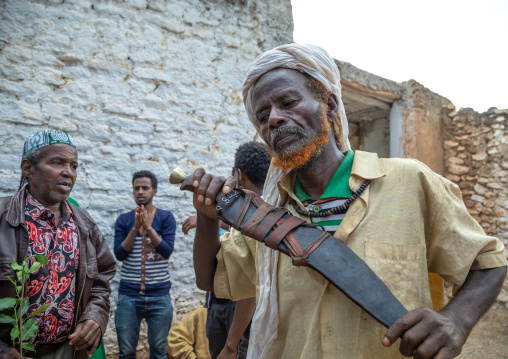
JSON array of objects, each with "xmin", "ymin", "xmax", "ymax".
[{"xmin": 291, "ymin": 180, "xmax": 371, "ymax": 218}]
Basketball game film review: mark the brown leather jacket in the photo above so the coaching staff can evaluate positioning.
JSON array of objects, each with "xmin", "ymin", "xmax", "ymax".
[{"xmin": 0, "ymin": 185, "xmax": 116, "ymax": 358}]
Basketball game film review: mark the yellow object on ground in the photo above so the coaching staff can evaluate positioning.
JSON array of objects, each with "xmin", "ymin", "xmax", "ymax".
[{"xmin": 428, "ymin": 272, "xmax": 445, "ymax": 311}]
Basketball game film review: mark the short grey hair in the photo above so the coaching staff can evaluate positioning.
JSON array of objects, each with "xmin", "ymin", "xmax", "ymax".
[{"xmin": 19, "ymin": 148, "xmax": 42, "ymax": 189}]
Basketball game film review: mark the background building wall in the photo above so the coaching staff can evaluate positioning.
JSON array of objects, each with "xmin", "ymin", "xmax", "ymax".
[
  {"xmin": 336, "ymin": 59, "xmax": 403, "ymax": 160},
  {"xmin": 443, "ymin": 108, "xmax": 508, "ymax": 243},
  {"xmin": 392, "ymin": 80, "xmax": 451, "ymax": 175},
  {"xmin": 348, "ymin": 117, "xmax": 390, "ymax": 158},
  {"xmin": 0, "ymin": 0, "xmax": 293, "ymax": 355},
  {"xmin": 441, "ymin": 108, "xmax": 508, "ymax": 355}
]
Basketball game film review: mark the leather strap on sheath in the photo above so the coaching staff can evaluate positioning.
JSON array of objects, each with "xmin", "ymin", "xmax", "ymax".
[
  {"xmin": 265, "ymin": 216, "xmax": 306, "ymax": 250},
  {"xmin": 234, "ymin": 189, "xmax": 267, "ymax": 230},
  {"xmin": 284, "ymin": 230, "xmax": 306, "ymax": 266},
  {"xmin": 233, "ymin": 192, "xmax": 252, "ymax": 229},
  {"xmin": 230, "ymin": 188, "xmax": 329, "ymax": 267},
  {"xmin": 297, "ymin": 231, "xmax": 330, "ymax": 264},
  {"xmin": 251, "ymin": 209, "xmax": 287, "ymax": 240},
  {"xmin": 244, "ymin": 189, "xmax": 265, "ymax": 207},
  {"xmin": 241, "ymin": 202, "xmax": 273, "ymax": 237}
]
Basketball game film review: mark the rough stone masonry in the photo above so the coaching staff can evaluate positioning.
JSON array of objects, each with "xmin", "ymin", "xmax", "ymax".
[
  {"xmin": 443, "ymin": 108, "xmax": 508, "ymax": 244},
  {"xmin": 0, "ymin": 0, "xmax": 293, "ymax": 355}
]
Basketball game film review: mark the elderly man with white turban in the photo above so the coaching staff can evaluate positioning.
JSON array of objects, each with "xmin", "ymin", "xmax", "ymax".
[{"xmin": 190, "ymin": 44, "xmax": 507, "ymax": 359}]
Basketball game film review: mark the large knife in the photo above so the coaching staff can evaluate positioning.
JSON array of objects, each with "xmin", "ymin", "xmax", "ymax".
[{"xmin": 171, "ymin": 168, "xmax": 407, "ymax": 328}]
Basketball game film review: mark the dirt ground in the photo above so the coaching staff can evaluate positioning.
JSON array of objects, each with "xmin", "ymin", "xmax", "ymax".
[
  {"xmin": 459, "ymin": 304, "xmax": 508, "ymax": 358},
  {"xmin": 130, "ymin": 306, "xmax": 508, "ymax": 359},
  {"xmin": 458, "ymin": 278, "xmax": 508, "ymax": 359}
]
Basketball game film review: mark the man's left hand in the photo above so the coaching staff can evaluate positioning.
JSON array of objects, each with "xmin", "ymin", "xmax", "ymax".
[
  {"xmin": 383, "ymin": 307, "xmax": 466, "ymax": 358},
  {"xmin": 182, "ymin": 215, "xmax": 197, "ymax": 235},
  {"xmin": 69, "ymin": 320, "xmax": 101, "ymax": 356}
]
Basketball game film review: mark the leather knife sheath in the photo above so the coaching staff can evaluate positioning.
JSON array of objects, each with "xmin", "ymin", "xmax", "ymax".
[{"xmin": 180, "ymin": 177, "xmax": 407, "ymax": 328}]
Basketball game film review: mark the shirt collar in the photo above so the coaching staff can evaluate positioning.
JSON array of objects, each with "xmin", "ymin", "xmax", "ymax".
[
  {"xmin": 25, "ymin": 190, "xmax": 73, "ymax": 224},
  {"xmin": 349, "ymin": 151, "xmax": 386, "ymax": 191}
]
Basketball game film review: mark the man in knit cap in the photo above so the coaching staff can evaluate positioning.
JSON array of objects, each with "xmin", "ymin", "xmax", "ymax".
[
  {"xmin": 0, "ymin": 130, "xmax": 116, "ymax": 359},
  {"xmin": 190, "ymin": 44, "xmax": 507, "ymax": 359}
]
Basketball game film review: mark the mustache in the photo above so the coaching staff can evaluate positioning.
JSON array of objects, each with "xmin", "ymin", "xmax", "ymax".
[{"xmin": 269, "ymin": 126, "xmax": 304, "ymax": 148}]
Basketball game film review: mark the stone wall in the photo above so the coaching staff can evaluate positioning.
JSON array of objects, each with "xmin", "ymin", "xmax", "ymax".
[
  {"xmin": 0, "ymin": 0, "xmax": 293, "ymax": 356},
  {"xmin": 443, "ymin": 108, "xmax": 508, "ymax": 244}
]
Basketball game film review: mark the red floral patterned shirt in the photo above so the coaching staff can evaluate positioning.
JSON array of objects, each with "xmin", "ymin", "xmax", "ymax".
[{"xmin": 24, "ymin": 192, "xmax": 79, "ymax": 347}]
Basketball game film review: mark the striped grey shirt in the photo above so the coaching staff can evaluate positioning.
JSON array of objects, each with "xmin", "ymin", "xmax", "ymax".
[{"xmin": 120, "ymin": 235, "xmax": 170, "ymax": 284}]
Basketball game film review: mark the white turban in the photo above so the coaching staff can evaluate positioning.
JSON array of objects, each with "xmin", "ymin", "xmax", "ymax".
[{"xmin": 241, "ymin": 43, "xmax": 351, "ymax": 359}]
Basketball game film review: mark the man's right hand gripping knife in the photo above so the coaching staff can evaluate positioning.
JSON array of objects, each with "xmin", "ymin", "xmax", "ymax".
[{"xmin": 170, "ymin": 167, "xmax": 407, "ymax": 328}]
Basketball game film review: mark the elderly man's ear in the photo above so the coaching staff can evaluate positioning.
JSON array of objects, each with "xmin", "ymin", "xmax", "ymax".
[
  {"xmin": 21, "ymin": 159, "xmax": 33, "ymax": 178},
  {"xmin": 326, "ymin": 93, "xmax": 339, "ymax": 122}
]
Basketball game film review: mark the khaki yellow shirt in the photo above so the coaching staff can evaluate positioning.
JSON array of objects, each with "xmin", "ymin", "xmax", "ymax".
[
  {"xmin": 214, "ymin": 151, "xmax": 506, "ymax": 359},
  {"xmin": 167, "ymin": 307, "xmax": 211, "ymax": 359}
]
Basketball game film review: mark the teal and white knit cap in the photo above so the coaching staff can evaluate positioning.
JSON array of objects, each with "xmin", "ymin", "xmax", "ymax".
[{"xmin": 22, "ymin": 130, "xmax": 76, "ymax": 159}]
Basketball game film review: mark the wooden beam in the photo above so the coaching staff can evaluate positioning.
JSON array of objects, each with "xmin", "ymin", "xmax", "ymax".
[
  {"xmin": 342, "ymin": 90, "xmax": 392, "ymax": 112},
  {"xmin": 341, "ymin": 79, "xmax": 402, "ymax": 102},
  {"xmin": 347, "ymin": 107, "xmax": 390, "ymax": 122}
]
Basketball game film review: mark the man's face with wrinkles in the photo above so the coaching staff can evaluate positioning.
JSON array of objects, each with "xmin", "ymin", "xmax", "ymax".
[
  {"xmin": 252, "ymin": 68, "xmax": 332, "ymax": 170},
  {"xmin": 22, "ymin": 144, "xmax": 78, "ymax": 207}
]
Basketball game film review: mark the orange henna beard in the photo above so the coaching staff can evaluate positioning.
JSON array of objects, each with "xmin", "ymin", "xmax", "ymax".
[{"xmin": 268, "ymin": 115, "xmax": 331, "ymax": 171}]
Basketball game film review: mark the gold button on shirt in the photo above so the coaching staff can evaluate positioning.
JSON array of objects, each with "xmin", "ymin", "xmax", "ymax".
[{"xmin": 213, "ymin": 151, "xmax": 506, "ymax": 359}]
